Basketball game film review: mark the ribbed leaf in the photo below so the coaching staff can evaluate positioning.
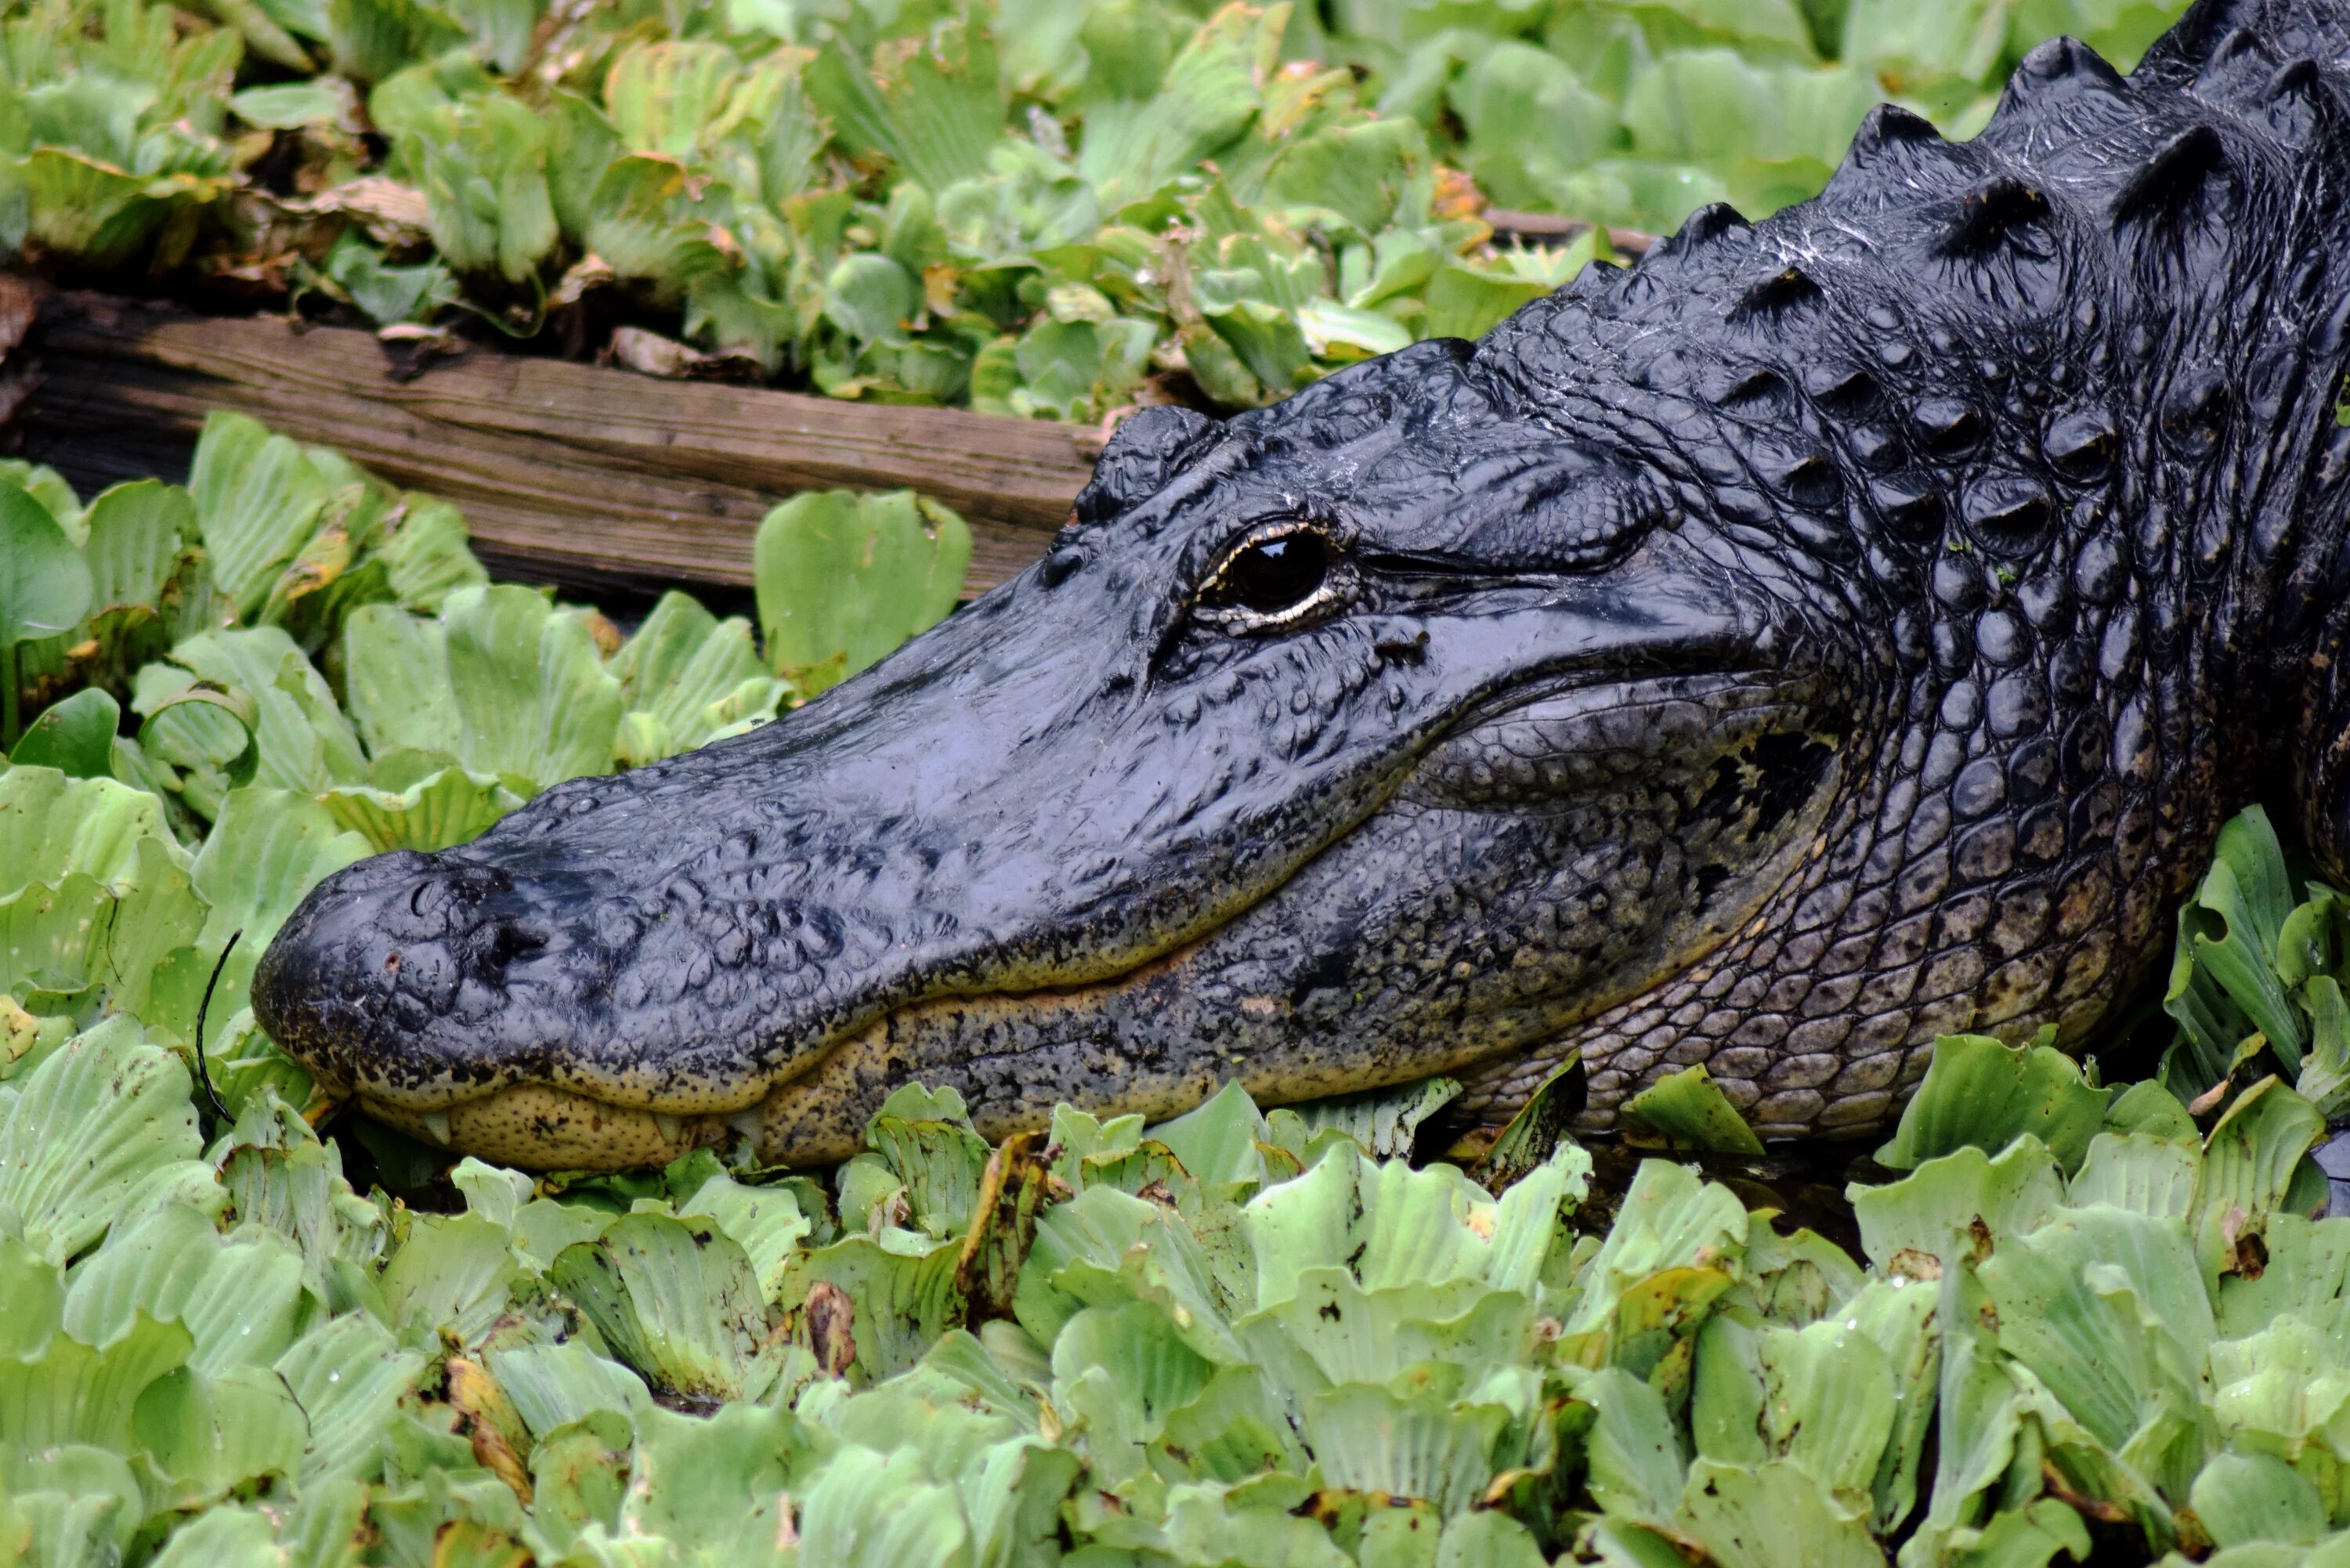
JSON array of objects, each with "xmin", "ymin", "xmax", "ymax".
[
  {"xmin": 0, "ymin": 1018, "xmax": 202, "ymax": 1266},
  {"xmin": 754, "ymin": 490, "xmax": 971, "ymax": 691}
]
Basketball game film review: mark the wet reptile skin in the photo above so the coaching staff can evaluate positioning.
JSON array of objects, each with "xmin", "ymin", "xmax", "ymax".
[{"xmin": 257, "ymin": 0, "xmax": 2350, "ymax": 1169}]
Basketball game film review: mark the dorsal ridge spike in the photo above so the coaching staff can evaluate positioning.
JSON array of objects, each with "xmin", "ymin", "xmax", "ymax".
[
  {"xmin": 2012, "ymin": 33, "xmax": 2129, "ymax": 94},
  {"xmin": 1850, "ymin": 103, "xmax": 1942, "ymax": 151},
  {"xmin": 1938, "ymin": 174, "xmax": 2053, "ymax": 255},
  {"xmin": 1675, "ymin": 202, "xmax": 1752, "ymax": 251},
  {"xmin": 1727, "ymin": 265, "xmax": 1824, "ymax": 321},
  {"xmin": 2133, "ymin": 0, "xmax": 2261, "ymax": 83},
  {"xmin": 2111, "ymin": 121, "xmax": 2231, "ymax": 222},
  {"xmin": 2271, "ymin": 56, "xmax": 2322, "ymax": 96}
]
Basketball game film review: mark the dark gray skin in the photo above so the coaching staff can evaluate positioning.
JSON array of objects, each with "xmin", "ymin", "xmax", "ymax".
[{"xmin": 256, "ymin": 0, "xmax": 2350, "ymax": 1169}]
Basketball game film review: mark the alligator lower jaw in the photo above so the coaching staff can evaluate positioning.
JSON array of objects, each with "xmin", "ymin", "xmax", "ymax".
[
  {"xmin": 357, "ymin": 1082, "xmax": 739, "ymax": 1171},
  {"xmin": 345, "ymin": 937, "xmax": 1222, "ymax": 1172}
]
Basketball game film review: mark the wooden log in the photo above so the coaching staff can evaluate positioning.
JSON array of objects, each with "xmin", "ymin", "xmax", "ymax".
[
  {"xmin": 1481, "ymin": 211, "xmax": 1653, "ymax": 256},
  {"xmin": 13, "ymin": 291, "xmax": 1102, "ymax": 598}
]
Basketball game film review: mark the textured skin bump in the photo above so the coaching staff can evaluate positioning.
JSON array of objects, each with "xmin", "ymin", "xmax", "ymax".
[{"xmin": 256, "ymin": 0, "xmax": 2350, "ymax": 1167}]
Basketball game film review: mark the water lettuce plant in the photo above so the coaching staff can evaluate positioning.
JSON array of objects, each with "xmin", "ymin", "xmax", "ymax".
[
  {"xmin": 6, "ymin": 993, "xmax": 2349, "ymax": 1564},
  {"xmin": 0, "ymin": 0, "xmax": 2197, "ymax": 419}
]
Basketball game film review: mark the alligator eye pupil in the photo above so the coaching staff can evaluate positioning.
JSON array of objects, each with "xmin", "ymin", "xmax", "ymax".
[{"xmin": 1217, "ymin": 533, "xmax": 1329, "ymax": 615}]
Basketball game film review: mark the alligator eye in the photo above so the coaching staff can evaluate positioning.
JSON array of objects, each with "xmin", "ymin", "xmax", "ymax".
[{"xmin": 1201, "ymin": 529, "xmax": 1336, "ymax": 624}]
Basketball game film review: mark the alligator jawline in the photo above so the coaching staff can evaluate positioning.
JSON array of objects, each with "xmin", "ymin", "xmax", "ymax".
[{"xmin": 350, "ymin": 934, "xmax": 1219, "ymax": 1171}]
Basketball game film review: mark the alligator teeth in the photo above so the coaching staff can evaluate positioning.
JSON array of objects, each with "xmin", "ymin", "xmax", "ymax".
[
  {"xmin": 418, "ymin": 1111, "xmax": 451, "ymax": 1146},
  {"xmin": 655, "ymin": 1112, "xmax": 686, "ymax": 1144}
]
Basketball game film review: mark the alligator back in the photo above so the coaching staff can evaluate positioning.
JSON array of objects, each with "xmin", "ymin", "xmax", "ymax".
[{"xmin": 1459, "ymin": 0, "xmax": 2350, "ymax": 1134}]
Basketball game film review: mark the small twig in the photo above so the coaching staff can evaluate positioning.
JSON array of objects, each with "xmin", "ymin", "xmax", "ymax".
[{"xmin": 193, "ymin": 929, "xmax": 241, "ymax": 1134}]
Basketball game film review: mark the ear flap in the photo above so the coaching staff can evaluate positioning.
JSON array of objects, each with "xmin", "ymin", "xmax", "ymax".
[{"xmin": 1070, "ymin": 406, "xmax": 1217, "ymax": 529}]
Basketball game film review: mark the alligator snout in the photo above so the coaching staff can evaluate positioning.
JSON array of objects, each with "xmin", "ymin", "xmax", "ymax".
[{"xmin": 258, "ymin": 851, "xmax": 589, "ymax": 1094}]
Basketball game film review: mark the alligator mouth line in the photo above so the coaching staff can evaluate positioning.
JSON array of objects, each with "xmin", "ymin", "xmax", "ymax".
[{"xmin": 349, "ymin": 934, "xmax": 1219, "ymax": 1170}]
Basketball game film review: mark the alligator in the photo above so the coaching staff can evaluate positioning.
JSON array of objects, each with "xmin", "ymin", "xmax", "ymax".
[{"xmin": 255, "ymin": 0, "xmax": 2350, "ymax": 1170}]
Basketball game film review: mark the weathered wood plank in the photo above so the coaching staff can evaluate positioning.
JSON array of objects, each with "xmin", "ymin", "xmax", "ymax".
[{"xmin": 15, "ymin": 291, "xmax": 1099, "ymax": 596}]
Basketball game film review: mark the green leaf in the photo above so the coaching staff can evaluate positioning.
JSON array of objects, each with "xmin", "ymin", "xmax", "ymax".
[
  {"xmin": 377, "ymin": 1212, "xmax": 525, "ymax": 1346},
  {"xmin": 0, "ymin": 1235, "xmax": 64, "ymax": 1358},
  {"xmin": 1303, "ymin": 1382, "xmax": 1513, "ymax": 1516},
  {"xmin": 0, "ymin": 1017, "xmax": 202, "ymax": 1265},
  {"xmin": 187, "ymin": 412, "xmax": 338, "ymax": 625},
  {"xmin": 20, "ymin": 150, "xmax": 190, "ymax": 268},
  {"xmin": 230, "ymin": 80, "xmax": 351, "ymax": 129},
  {"xmin": 10, "ymin": 690, "xmax": 120, "ymax": 779},
  {"xmin": 0, "ymin": 1310, "xmax": 193, "ymax": 1451},
  {"xmin": 273, "ymin": 1310, "xmax": 428, "ymax": 1484},
  {"xmin": 2175, "ymin": 808, "xmax": 2308, "ymax": 1069},
  {"xmin": 2214, "ymin": 1212, "xmax": 2350, "ymax": 1339},
  {"xmin": 1282, "ymin": 1075, "xmax": 1462, "ymax": 1159},
  {"xmin": 1558, "ymin": 1157, "xmax": 1745, "ymax": 1340},
  {"xmin": 345, "ymin": 585, "xmax": 624, "ymax": 789},
  {"xmin": 548, "ymin": 1212, "xmax": 776, "ymax": 1400},
  {"xmin": 1420, "ymin": 263, "xmax": 1549, "ymax": 342},
  {"xmin": 1295, "ymin": 298, "xmax": 1415, "ymax": 359},
  {"xmin": 486, "ymin": 1340, "xmax": 649, "ymax": 1437},
  {"xmin": 2191, "ymin": 1450, "xmax": 2330, "ymax": 1547},
  {"xmin": 604, "ymin": 40, "xmax": 743, "ymax": 158},
  {"xmin": 1448, "ymin": 42, "xmax": 1618, "ymax": 210},
  {"xmin": 2297, "ymin": 975, "xmax": 2350, "ymax": 1118},
  {"xmin": 1842, "ymin": 0, "xmax": 2015, "ymax": 90},
  {"xmin": 782, "ymin": 1231, "xmax": 965, "ymax": 1381},
  {"xmin": 0, "ymin": 766, "xmax": 165, "ymax": 902},
  {"xmin": 1581, "ymin": 1364, "xmax": 1686, "ymax": 1525},
  {"xmin": 321, "ymin": 231, "xmax": 457, "ymax": 326},
  {"xmin": 806, "ymin": 23, "xmax": 1003, "ymax": 196},
  {"xmin": 1875, "ymin": 1032, "xmax": 2111, "ymax": 1175},
  {"xmin": 1075, "ymin": 9, "xmax": 1271, "ymax": 203},
  {"xmin": 143, "ymin": 1504, "xmax": 283, "ymax": 1568},
  {"xmin": 318, "ymin": 765, "xmax": 524, "ymax": 852},
  {"xmin": 327, "ymin": 0, "xmax": 464, "ymax": 81},
  {"xmin": 1052, "ymin": 1298, "xmax": 1215, "ymax": 1483},
  {"xmin": 63, "ymin": 1204, "xmax": 312, "ymax": 1375},
  {"xmin": 2194, "ymin": 1075, "xmax": 2326, "ymax": 1283},
  {"xmin": 581, "ymin": 154, "xmax": 732, "ymax": 290},
  {"xmin": 1978, "ymin": 1204, "xmax": 2210, "ymax": 1465},
  {"xmin": 81, "ymin": 480, "xmax": 192, "ymax": 618},
  {"xmin": 410, "ymin": 92, "xmax": 559, "ymax": 284},
  {"xmin": 1149, "ymin": 1078, "xmax": 1272, "ymax": 1194},
  {"xmin": 374, "ymin": 496, "xmax": 487, "ymax": 612},
  {"xmin": 2, "ymin": 481, "xmax": 93, "ymax": 750},
  {"xmin": 862, "ymin": 1083, "xmax": 992, "ymax": 1241},
  {"xmin": 794, "ymin": 1440, "xmax": 970, "ymax": 1568},
  {"xmin": 165, "ymin": 626, "xmax": 369, "ymax": 794},
  {"xmin": 134, "ymin": 1364, "xmax": 310, "ymax": 1506},
  {"xmin": 1848, "ymin": 1135, "xmax": 2062, "ymax": 1271},
  {"xmin": 1622, "ymin": 1064, "xmax": 1766, "ymax": 1155},
  {"xmin": 1678, "ymin": 1456, "xmax": 1882, "ymax": 1568},
  {"xmin": 607, "ymin": 591, "xmax": 781, "ymax": 761},
  {"xmin": 823, "ymin": 251, "xmax": 920, "ymax": 345},
  {"xmin": 754, "ymin": 490, "xmax": 971, "ymax": 690}
]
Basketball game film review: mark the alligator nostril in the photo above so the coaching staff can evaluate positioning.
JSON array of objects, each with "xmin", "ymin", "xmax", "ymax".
[{"xmin": 487, "ymin": 922, "xmax": 550, "ymax": 967}]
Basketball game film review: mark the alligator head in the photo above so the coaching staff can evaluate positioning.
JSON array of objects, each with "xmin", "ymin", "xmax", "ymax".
[
  {"xmin": 258, "ymin": 0, "xmax": 2350, "ymax": 1168},
  {"xmin": 255, "ymin": 340, "xmax": 1856, "ymax": 1166}
]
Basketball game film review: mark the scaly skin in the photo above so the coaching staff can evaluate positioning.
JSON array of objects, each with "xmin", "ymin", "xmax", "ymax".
[{"xmin": 255, "ymin": 0, "xmax": 2350, "ymax": 1169}]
